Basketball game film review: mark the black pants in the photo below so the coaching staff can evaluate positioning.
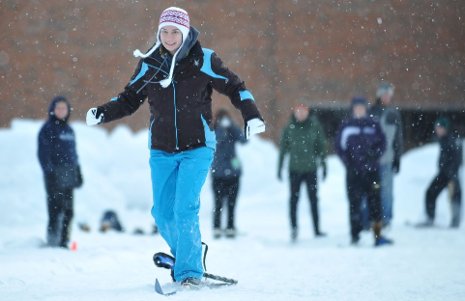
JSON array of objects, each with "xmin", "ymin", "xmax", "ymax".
[
  {"xmin": 289, "ymin": 171, "xmax": 320, "ymax": 234},
  {"xmin": 212, "ymin": 177, "xmax": 240, "ymax": 229},
  {"xmin": 426, "ymin": 173, "xmax": 462, "ymax": 224},
  {"xmin": 45, "ymin": 181, "xmax": 74, "ymax": 247},
  {"xmin": 346, "ymin": 170, "xmax": 382, "ymax": 240}
]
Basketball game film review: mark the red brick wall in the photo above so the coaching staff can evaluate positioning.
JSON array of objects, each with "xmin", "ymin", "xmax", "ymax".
[{"xmin": 1, "ymin": 0, "xmax": 464, "ymax": 141}]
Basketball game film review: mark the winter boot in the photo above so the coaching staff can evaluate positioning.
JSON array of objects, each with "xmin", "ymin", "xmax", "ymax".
[
  {"xmin": 450, "ymin": 219, "xmax": 460, "ymax": 228},
  {"xmin": 225, "ymin": 228, "xmax": 236, "ymax": 238},
  {"xmin": 213, "ymin": 228, "xmax": 222, "ymax": 239},
  {"xmin": 315, "ymin": 230, "xmax": 327, "ymax": 238},
  {"xmin": 375, "ymin": 236, "xmax": 394, "ymax": 247},
  {"xmin": 450, "ymin": 202, "xmax": 461, "ymax": 229},
  {"xmin": 351, "ymin": 235, "xmax": 360, "ymax": 245},
  {"xmin": 180, "ymin": 277, "xmax": 202, "ymax": 289},
  {"xmin": 291, "ymin": 228, "xmax": 298, "ymax": 243}
]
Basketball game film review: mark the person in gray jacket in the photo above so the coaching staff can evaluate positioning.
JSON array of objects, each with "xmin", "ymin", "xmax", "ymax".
[{"xmin": 369, "ymin": 82, "xmax": 403, "ymax": 227}]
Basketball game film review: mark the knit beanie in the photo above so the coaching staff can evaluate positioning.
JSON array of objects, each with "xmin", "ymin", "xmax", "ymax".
[
  {"xmin": 435, "ymin": 117, "xmax": 450, "ymax": 130},
  {"xmin": 351, "ymin": 96, "xmax": 368, "ymax": 108},
  {"xmin": 133, "ymin": 7, "xmax": 190, "ymax": 88}
]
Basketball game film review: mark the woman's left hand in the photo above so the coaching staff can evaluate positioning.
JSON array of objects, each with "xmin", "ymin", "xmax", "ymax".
[{"xmin": 245, "ymin": 118, "xmax": 265, "ymax": 139}]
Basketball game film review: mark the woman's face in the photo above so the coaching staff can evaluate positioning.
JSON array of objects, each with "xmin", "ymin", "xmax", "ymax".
[{"xmin": 160, "ymin": 26, "xmax": 183, "ymax": 55}]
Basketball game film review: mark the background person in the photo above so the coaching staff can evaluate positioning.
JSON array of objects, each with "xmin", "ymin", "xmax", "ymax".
[
  {"xmin": 38, "ymin": 96, "xmax": 83, "ymax": 248},
  {"xmin": 211, "ymin": 109, "xmax": 247, "ymax": 239},
  {"xmin": 418, "ymin": 117, "xmax": 462, "ymax": 228},
  {"xmin": 335, "ymin": 97, "xmax": 392, "ymax": 246},
  {"xmin": 370, "ymin": 82, "xmax": 403, "ymax": 228},
  {"xmin": 278, "ymin": 103, "xmax": 328, "ymax": 242}
]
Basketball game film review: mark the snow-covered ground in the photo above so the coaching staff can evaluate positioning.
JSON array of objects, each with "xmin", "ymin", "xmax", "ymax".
[{"xmin": 1, "ymin": 119, "xmax": 464, "ymax": 301}]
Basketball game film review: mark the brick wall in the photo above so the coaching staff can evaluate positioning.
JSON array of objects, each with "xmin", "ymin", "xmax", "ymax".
[{"xmin": 1, "ymin": 0, "xmax": 464, "ymax": 141}]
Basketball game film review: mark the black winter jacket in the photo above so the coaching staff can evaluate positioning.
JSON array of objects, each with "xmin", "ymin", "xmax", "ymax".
[
  {"xmin": 98, "ymin": 29, "xmax": 261, "ymax": 153},
  {"xmin": 38, "ymin": 97, "xmax": 82, "ymax": 189},
  {"xmin": 211, "ymin": 122, "xmax": 246, "ymax": 179}
]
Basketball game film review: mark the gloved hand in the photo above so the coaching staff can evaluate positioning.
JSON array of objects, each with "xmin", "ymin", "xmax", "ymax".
[
  {"xmin": 277, "ymin": 169, "xmax": 282, "ymax": 181},
  {"xmin": 392, "ymin": 157, "xmax": 400, "ymax": 174},
  {"xmin": 245, "ymin": 118, "xmax": 265, "ymax": 139},
  {"xmin": 321, "ymin": 161, "xmax": 327, "ymax": 181},
  {"xmin": 86, "ymin": 107, "xmax": 104, "ymax": 126}
]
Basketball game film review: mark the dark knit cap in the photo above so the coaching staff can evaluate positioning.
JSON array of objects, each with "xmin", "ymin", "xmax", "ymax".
[
  {"xmin": 351, "ymin": 96, "xmax": 368, "ymax": 108},
  {"xmin": 435, "ymin": 117, "xmax": 450, "ymax": 130}
]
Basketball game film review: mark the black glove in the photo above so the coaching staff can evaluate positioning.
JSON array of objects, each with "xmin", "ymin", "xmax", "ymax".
[
  {"xmin": 321, "ymin": 161, "xmax": 327, "ymax": 181},
  {"xmin": 76, "ymin": 165, "xmax": 83, "ymax": 188},
  {"xmin": 392, "ymin": 158, "xmax": 400, "ymax": 174}
]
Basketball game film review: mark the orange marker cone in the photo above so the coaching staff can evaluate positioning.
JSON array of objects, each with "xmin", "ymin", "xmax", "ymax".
[{"xmin": 70, "ymin": 241, "xmax": 78, "ymax": 251}]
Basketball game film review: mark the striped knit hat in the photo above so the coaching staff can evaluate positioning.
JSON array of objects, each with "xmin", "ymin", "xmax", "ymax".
[{"xmin": 133, "ymin": 7, "xmax": 190, "ymax": 88}]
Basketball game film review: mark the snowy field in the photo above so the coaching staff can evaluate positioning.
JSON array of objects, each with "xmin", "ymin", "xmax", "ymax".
[{"xmin": 1, "ymin": 119, "xmax": 464, "ymax": 301}]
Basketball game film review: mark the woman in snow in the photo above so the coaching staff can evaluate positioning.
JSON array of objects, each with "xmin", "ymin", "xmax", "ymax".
[
  {"xmin": 85, "ymin": 7, "xmax": 265, "ymax": 287},
  {"xmin": 38, "ymin": 96, "xmax": 83, "ymax": 248},
  {"xmin": 211, "ymin": 109, "xmax": 247, "ymax": 239}
]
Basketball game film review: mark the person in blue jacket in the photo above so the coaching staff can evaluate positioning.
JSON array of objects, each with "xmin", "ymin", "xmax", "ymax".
[
  {"xmin": 85, "ymin": 7, "xmax": 265, "ymax": 287},
  {"xmin": 211, "ymin": 109, "xmax": 247, "ymax": 239},
  {"xmin": 38, "ymin": 96, "xmax": 83, "ymax": 248},
  {"xmin": 335, "ymin": 97, "xmax": 392, "ymax": 247}
]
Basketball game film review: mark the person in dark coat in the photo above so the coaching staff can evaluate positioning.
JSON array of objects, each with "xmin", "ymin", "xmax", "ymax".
[
  {"xmin": 85, "ymin": 7, "xmax": 265, "ymax": 287},
  {"xmin": 335, "ymin": 97, "xmax": 393, "ymax": 246},
  {"xmin": 210, "ymin": 109, "xmax": 247, "ymax": 239},
  {"xmin": 278, "ymin": 103, "xmax": 328, "ymax": 241},
  {"xmin": 418, "ymin": 117, "xmax": 462, "ymax": 228},
  {"xmin": 369, "ymin": 82, "xmax": 403, "ymax": 227},
  {"xmin": 38, "ymin": 96, "xmax": 83, "ymax": 248}
]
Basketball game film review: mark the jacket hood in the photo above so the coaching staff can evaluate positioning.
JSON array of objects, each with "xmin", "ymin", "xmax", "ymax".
[
  {"xmin": 48, "ymin": 96, "xmax": 71, "ymax": 122},
  {"xmin": 176, "ymin": 26, "xmax": 199, "ymax": 62}
]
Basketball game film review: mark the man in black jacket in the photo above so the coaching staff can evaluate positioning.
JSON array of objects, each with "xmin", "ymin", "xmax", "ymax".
[
  {"xmin": 420, "ymin": 117, "xmax": 462, "ymax": 228},
  {"xmin": 38, "ymin": 96, "xmax": 83, "ymax": 248}
]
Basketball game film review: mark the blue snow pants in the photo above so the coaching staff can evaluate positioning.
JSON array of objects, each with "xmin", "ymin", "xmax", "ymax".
[{"xmin": 149, "ymin": 147, "xmax": 214, "ymax": 282}]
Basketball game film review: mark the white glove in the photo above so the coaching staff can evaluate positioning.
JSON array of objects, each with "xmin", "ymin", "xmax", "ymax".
[
  {"xmin": 245, "ymin": 118, "xmax": 265, "ymax": 139},
  {"xmin": 86, "ymin": 107, "xmax": 104, "ymax": 126}
]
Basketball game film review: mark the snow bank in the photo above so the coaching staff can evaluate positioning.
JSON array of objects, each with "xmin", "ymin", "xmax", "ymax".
[{"xmin": 0, "ymin": 119, "xmax": 464, "ymax": 301}]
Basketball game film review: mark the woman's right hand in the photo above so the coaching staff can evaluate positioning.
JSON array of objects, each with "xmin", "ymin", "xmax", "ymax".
[{"xmin": 86, "ymin": 107, "xmax": 104, "ymax": 126}]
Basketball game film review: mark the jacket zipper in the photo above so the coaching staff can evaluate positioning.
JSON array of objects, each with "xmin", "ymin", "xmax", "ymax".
[
  {"xmin": 148, "ymin": 118, "xmax": 155, "ymax": 149},
  {"xmin": 172, "ymin": 81, "xmax": 179, "ymax": 150}
]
